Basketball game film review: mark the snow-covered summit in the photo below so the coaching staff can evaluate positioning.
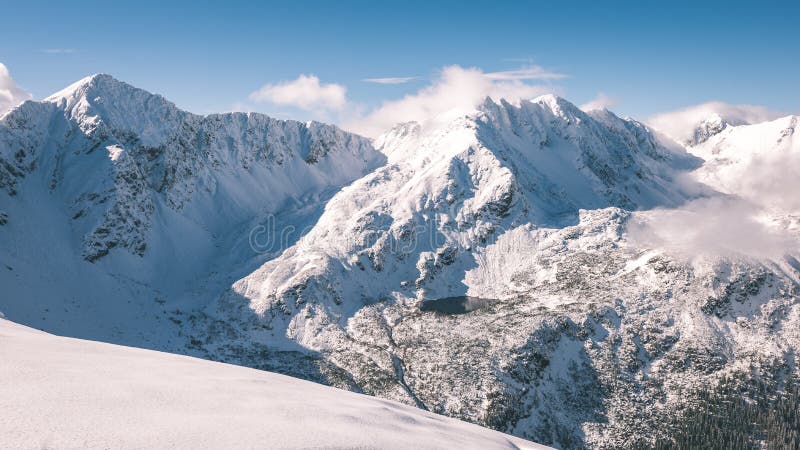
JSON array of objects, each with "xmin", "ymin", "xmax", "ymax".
[
  {"xmin": 41, "ymin": 73, "xmax": 184, "ymax": 146},
  {"xmin": 648, "ymin": 101, "xmax": 788, "ymax": 146},
  {"xmin": 44, "ymin": 73, "xmax": 155, "ymax": 105},
  {"xmin": 689, "ymin": 114, "xmax": 800, "ymax": 213},
  {"xmin": 44, "ymin": 73, "xmax": 113, "ymax": 101},
  {"xmin": 530, "ymin": 93, "xmax": 579, "ymax": 118}
]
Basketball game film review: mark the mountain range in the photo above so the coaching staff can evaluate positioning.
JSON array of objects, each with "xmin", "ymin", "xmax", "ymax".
[{"xmin": 2, "ymin": 74, "xmax": 798, "ymax": 449}]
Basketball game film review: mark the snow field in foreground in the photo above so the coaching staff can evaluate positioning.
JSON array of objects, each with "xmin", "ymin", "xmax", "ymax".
[{"xmin": 0, "ymin": 319, "xmax": 545, "ymax": 449}]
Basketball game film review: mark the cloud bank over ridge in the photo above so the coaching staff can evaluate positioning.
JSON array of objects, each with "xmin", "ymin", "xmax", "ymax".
[{"xmin": 0, "ymin": 63, "xmax": 32, "ymax": 116}]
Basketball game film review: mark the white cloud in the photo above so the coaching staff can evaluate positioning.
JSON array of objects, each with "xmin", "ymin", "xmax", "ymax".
[
  {"xmin": 647, "ymin": 101, "xmax": 786, "ymax": 144},
  {"xmin": 628, "ymin": 197, "xmax": 798, "ymax": 260},
  {"xmin": 249, "ymin": 75, "xmax": 347, "ymax": 111},
  {"xmin": 484, "ymin": 65, "xmax": 567, "ymax": 81},
  {"xmin": 245, "ymin": 64, "xmax": 565, "ymax": 137},
  {"xmin": 0, "ymin": 63, "xmax": 32, "ymax": 116},
  {"xmin": 343, "ymin": 65, "xmax": 561, "ymax": 137},
  {"xmin": 579, "ymin": 93, "xmax": 616, "ymax": 111},
  {"xmin": 628, "ymin": 119, "xmax": 800, "ymax": 261},
  {"xmin": 693, "ymin": 137, "xmax": 800, "ymax": 214},
  {"xmin": 42, "ymin": 49, "xmax": 78, "ymax": 54},
  {"xmin": 732, "ymin": 152, "xmax": 800, "ymax": 213},
  {"xmin": 363, "ymin": 77, "xmax": 419, "ymax": 84}
]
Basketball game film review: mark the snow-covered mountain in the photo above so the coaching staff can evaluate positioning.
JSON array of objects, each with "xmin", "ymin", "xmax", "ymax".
[
  {"xmin": 688, "ymin": 114, "xmax": 800, "ymax": 212},
  {"xmin": 2, "ymin": 73, "xmax": 381, "ymax": 261},
  {"xmin": 0, "ymin": 318, "xmax": 545, "ymax": 450},
  {"xmin": 647, "ymin": 101, "xmax": 787, "ymax": 146},
  {"xmin": 0, "ymin": 74, "xmax": 383, "ymax": 346},
  {"xmin": 197, "ymin": 95, "xmax": 800, "ymax": 448},
  {"xmin": 2, "ymin": 75, "xmax": 800, "ymax": 449},
  {"xmin": 209, "ymin": 94, "xmax": 699, "ymax": 345}
]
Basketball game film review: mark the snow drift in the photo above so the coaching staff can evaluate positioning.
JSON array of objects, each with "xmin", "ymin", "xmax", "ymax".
[{"xmin": 0, "ymin": 318, "xmax": 545, "ymax": 449}]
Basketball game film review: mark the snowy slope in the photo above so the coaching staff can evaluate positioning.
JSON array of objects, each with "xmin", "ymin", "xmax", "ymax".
[
  {"xmin": 209, "ymin": 95, "xmax": 700, "ymax": 346},
  {"xmin": 0, "ymin": 318, "xmax": 545, "ymax": 450},
  {"xmin": 688, "ymin": 114, "xmax": 800, "ymax": 214}
]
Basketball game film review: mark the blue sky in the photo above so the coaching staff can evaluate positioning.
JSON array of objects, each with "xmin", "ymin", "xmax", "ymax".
[{"xmin": 1, "ymin": 0, "xmax": 798, "ymax": 131}]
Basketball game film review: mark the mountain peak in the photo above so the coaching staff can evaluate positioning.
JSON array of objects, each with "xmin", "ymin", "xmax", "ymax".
[
  {"xmin": 531, "ymin": 93, "xmax": 572, "ymax": 108},
  {"xmin": 34, "ymin": 73, "xmax": 184, "ymax": 146},
  {"xmin": 687, "ymin": 113, "xmax": 731, "ymax": 145},
  {"xmin": 478, "ymin": 94, "xmax": 580, "ymax": 119},
  {"xmin": 475, "ymin": 93, "xmax": 577, "ymax": 117},
  {"xmin": 647, "ymin": 101, "xmax": 787, "ymax": 146},
  {"xmin": 530, "ymin": 94, "xmax": 587, "ymax": 120},
  {"xmin": 531, "ymin": 93, "xmax": 564, "ymax": 104},
  {"xmin": 41, "ymin": 73, "xmax": 179, "ymax": 123},
  {"xmin": 44, "ymin": 73, "xmax": 123, "ymax": 104}
]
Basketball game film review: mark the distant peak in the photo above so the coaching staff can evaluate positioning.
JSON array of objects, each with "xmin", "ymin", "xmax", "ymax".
[
  {"xmin": 478, "ymin": 94, "xmax": 574, "ymax": 112},
  {"xmin": 688, "ymin": 114, "xmax": 733, "ymax": 145},
  {"xmin": 531, "ymin": 93, "xmax": 578, "ymax": 110},
  {"xmin": 647, "ymin": 102, "xmax": 787, "ymax": 146},
  {"xmin": 478, "ymin": 95, "xmax": 495, "ymax": 109},
  {"xmin": 702, "ymin": 112, "xmax": 725, "ymax": 124},
  {"xmin": 530, "ymin": 94, "xmax": 588, "ymax": 120},
  {"xmin": 532, "ymin": 93, "xmax": 564, "ymax": 104}
]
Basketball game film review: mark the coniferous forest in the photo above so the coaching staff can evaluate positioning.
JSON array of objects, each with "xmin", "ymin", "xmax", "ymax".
[{"xmin": 648, "ymin": 372, "xmax": 800, "ymax": 449}]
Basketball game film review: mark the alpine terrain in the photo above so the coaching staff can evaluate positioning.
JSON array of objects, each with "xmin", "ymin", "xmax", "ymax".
[{"xmin": 2, "ymin": 75, "xmax": 799, "ymax": 449}]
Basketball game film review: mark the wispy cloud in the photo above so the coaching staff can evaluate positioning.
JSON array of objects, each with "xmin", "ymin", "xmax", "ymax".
[
  {"xmin": 343, "ymin": 65, "xmax": 562, "ymax": 137},
  {"xmin": 42, "ymin": 48, "xmax": 79, "ymax": 54},
  {"xmin": 0, "ymin": 63, "xmax": 32, "ymax": 116},
  {"xmin": 580, "ymin": 93, "xmax": 617, "ymax": 111},
  {"xmin": 362, "ymin": 77, "xmax": 419, "ymax": 85},
  {"xmin": 249, "ymin": 74, "xmax": 347, "ymax": 111},
  {"xmin": 484, "ymin": 65, "xmax": 567, "ymax": 81},
  {"xmin": 628, "ymin": 197, "xmax": 799, "ymax": 260}
]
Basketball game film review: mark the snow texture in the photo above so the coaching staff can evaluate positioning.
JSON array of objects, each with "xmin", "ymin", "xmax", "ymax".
[{"xmin": 0, "ymin": 318, "xmax": 545, "ymax": 450}]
